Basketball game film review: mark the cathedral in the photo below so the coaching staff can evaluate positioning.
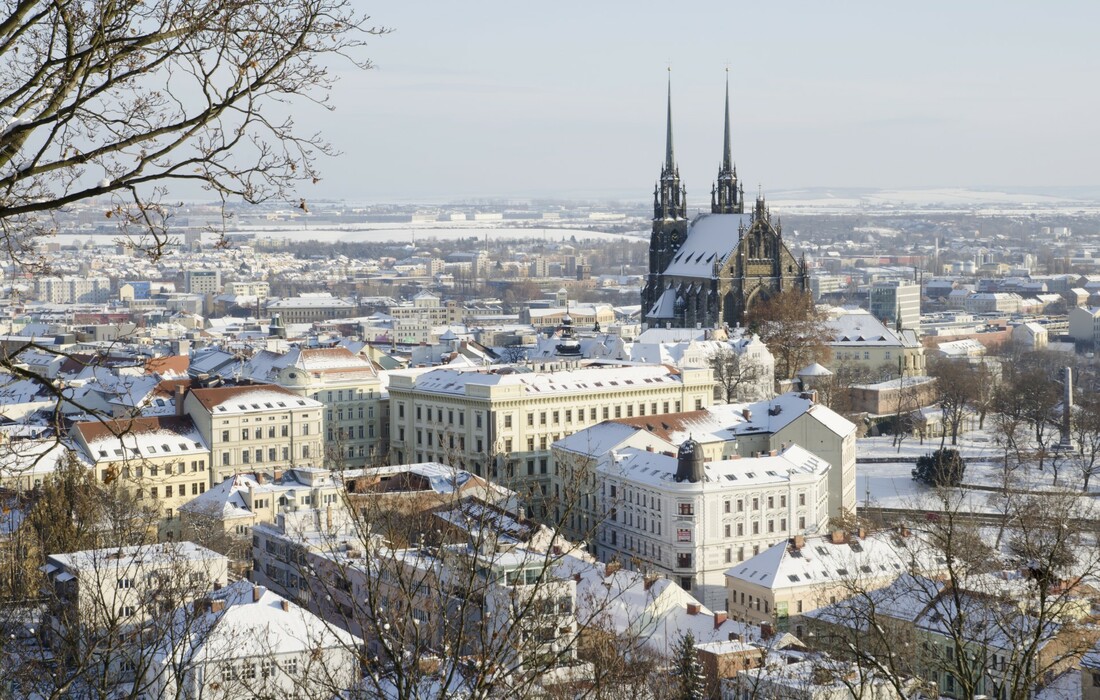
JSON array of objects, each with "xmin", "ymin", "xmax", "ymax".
[{"xmin": 641, "ymin": 77, "xmax": 809, "ymax": 330}]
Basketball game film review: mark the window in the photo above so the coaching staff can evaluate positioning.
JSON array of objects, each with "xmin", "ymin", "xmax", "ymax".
[
  {"xmin": 166, "ymin": 485, "xmax": 173, "ymax": 498},
  {"xmin": 780, "ymin": 495, "xmax": 787, "ymax": 508},
  {"xmin": 118, "ymin": 578, "xmax": 133, "ymax": 589},
  {"xmin": 799, "ymin": 493, "xmax": 806, "ymax": 506},
  {"xmin": 678, "ymin": 503, "xmax": 693, "ymax": 516},
  {"xmin": 677, "ymin": 553, "xmax": 692, "ymax": 569},
  {"xmin": 504, "ymin": 414, "xmax": 512, "ymax": 428},
  {"xmin": 737, "ymin": 523, "xmax": 744, "ymax": 536},
  {"xmin": 281, "ymin": 425, "xmax": 289, "ymax": 437},
  {"xmin": 527, "ymin": 413, "xmax": 534, "ymax": 426},
  {"xmin": 677, "ymin": 528, "xmax": 691, "ymax": 542},
  {"xmin": 222, "ymin": 452, "xmax": 230, "ymax": 466},
  {"xmin": 724, "ymin": 524, "xmax": 731, "ymax": 537},
  {"xmin": 799, "ymin": 516, "xmax": 806, "ymax": 529},
  {"xmin": 737, "ymin": 499, "xmax": 743, "ymax": 512},
  {"xmin": 724, "ymin": 500, "xmax": 730, "ymax": 513},
  {"xmin": 192, "ymin": 482, "xmax": 199, "ymax": 495},
  {"xmin": 767, "ymin": 496, "xmax": 774, "ymax": 509},
  {"xmin": 476, "ymin": 413, "xmax": 483, "ymax": 429},
  {"xmin": 752, "ymin": 498, "xmax": 759, "ymax": 510},
  {"xmin": 221, "ymin": 430, "xmax": 230, "ymax": 441},
  {"xmin": 242, "ymin": 428, "xmax": 250, "ymax": 440}
]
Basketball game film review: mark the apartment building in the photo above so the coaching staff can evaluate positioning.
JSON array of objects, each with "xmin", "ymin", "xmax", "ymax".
[
  {"xmin": 180, "ymin": 468, "xmax": 343, "ymax": 541},
  {"xmin": 241, "ymin": 346, "xmax": 386, "ymax": 467},
  {"xmin": 387, "ymin": 363, "xmax": 714, "ymax": 516},
  {"xmin": 143, "ymin": 580, "xmax": 360, "ymax": 700},
  {"xmin": 182, "ymin": 384, "xmax": 325, "ymax": 484},
  {"xmin": 593, "ymin": 441, "xmax": 831, "ymax": 611},
  {"xmin": 264, "ymin": 293, "xmax": 356, "ymax": 324},
  {"xmin": 553, "ymin": 392, "xmax": 858, "ymax": 550},
  {"xmin": 34, "ymin": 275, "xmax": 111, "ymax": 303},
  {"xmin": 42, "ymin": 542, "xmax": 227, "ymax": 652},
  {"xmin": 72, "ymin": 416, "xmax": 213, "ymax": 541}
]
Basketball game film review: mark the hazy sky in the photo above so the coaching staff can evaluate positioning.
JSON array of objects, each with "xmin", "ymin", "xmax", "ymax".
[{"xmin": 303, "ymin": 2, "xmax": 1100, "ymax": 202}]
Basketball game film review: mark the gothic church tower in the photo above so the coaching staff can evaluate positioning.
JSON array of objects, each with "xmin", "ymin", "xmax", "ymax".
[
  {"xmin": 711, "ymin": 73, "xmax": 743, "ymax": 215},
  {"xmin": 642, "ymin": 73, "xmax": 687, "ymax": 318}
]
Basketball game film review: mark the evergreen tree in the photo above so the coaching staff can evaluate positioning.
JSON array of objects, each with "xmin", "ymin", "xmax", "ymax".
[
  {"xmin": 912, "ymin": 448, "xmax": 966, "ymax": 487},
  {"xmin": 673, "ymin": 631, "xmax": 706, "ymax": 700}
]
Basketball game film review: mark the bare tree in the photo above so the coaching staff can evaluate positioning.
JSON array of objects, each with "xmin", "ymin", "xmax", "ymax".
[
  {"xmin": 745, "ymin": 289, "xmax": 831, "ymax": 381},
  {"xmin": 0, "ymin": 0, "xmax": 383, "ymax": 263},
  {"xmin": 709, "ymin": 346, "xmax": 763, "ymax": 404},
  {"xmin": 1072, "ymin": 392, "xmax": 1100, "ymax": 491},
  {"xmin": 927, "ymin": 359, "xmax": 978, "ymax": 447},
  {"xmin": 810, "ymin": 489, "xmax": 1100, "ymax": 700}
]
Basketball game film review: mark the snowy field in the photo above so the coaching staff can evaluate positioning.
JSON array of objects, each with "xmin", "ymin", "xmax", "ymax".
[{"xmin": 857, "ymin": 428, "xmax": 1100, "ymax": 515}]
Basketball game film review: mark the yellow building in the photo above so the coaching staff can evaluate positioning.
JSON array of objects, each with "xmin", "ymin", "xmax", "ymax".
[{"xmin": 72, "ymin": 416, "xmax": 213, "ymax": 541}]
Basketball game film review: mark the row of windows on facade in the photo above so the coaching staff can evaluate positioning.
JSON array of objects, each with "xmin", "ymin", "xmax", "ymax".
[
  {"xmin": 103, "ymin": 459, "xmax": 207, "ymax": 481},
  {"xmin": 328, "ymin": 425, "xmax": 374, "ymax": 441},
  {"xmin": 326, "ymin": 405, "xmax": 373, "ymax": 422},
  {"xmin": 220, "ymin": 657, "xmax": 298, "ymax": 683},
  {"xmin": 222, "ymin": 445, "xmax": 311, "ymax": 466},
  {"xmin": 608, "ymin": 509, "xmax": 805, "ymax": 539},
  {"xmin": 314, "ymin": 389, "xmax": 377, "ymax": 402},
  {"xmin": 605, "ymin": 531, "xmax": 769, "ymax": 568},
  {"xmin": 222, "ymin": 425, "xmax": 310, "ymax": 441},
  {"xmin": 396, "ymin": 400, "xmax": 697, "ymax": 428},
  {"xmin": 606, "ymin": 488, "xmax": 809, "ymax": 513},
  {"xmin": 131, "ymin": 481, "xmax": 207, "ymax": 502},
  {"xmin": 835, "ymin": 350, "xmax": 892, "ymax": 361}
]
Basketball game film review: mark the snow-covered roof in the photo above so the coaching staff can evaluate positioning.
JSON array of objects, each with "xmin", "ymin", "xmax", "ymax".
[
  {"xmin": 602, "ymin": 444, "xmax": 830, "ymax": 489},
  {"xmin": 155, "ymin": 580, "xmax": 360, "ymax": 664},
  {"xmin": 662, "ymin": 213, "xmax": 750, "ymax": 277},
  {"xmin": 396, "ymin": 363, "xmax": 684, "ymax": 397},
  {"xmin": 725, "ymin": 530, "xmax": 941, "ymax": 591},
  {"xmin": 188, "ymin": 384, "xmax": 321, "ymax": 414}
]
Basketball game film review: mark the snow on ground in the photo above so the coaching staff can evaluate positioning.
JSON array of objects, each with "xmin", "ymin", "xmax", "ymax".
[{"xmin": 857, "ymin": 427, "xmax": 1100, "ymax": 514}]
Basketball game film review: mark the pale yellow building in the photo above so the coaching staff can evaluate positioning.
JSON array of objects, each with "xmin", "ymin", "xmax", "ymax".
[
  {"xmin": 73, "ymin": 416, "xmax": 213, "ymax": 541},
  {"xmin": 182, "ymin": 384, "xmax": 325, "ymax": 484},
  {"xmin": 387, "ymin": 363, "xmax": 715, "ymax": 517}
]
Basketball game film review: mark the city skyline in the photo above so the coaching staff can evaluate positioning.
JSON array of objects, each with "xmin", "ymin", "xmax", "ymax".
[{"xmin": 299, "ymin": 2, "xmax": 1100, "ymax": 202}]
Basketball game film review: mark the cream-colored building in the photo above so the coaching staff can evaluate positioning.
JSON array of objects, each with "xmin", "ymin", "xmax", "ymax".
[
  {"xmin": 241, "ymin": 346, "xmax": 386, "ymax": 467},
  {"xmin": 43, "ymin": 542, "xmax": 227, "ymax": 638},
  {"xmin": 724, "ymin": 529, "xmax": 939, "ymax": 636},
  {"xmin": 387, "ymin": 363, "xmax": 715, "ymax": 517},
  {"xmin": 595, "ymin": 442, "xmax": 832, "ymax": 611},
  {"xmin": 72, "ymin": 416, "xmax": 213, "ymax": 541},
  {"xmin": 827, "ymin": 308, "xmax": 925, "ymax": 375},
  {"xmin": 553, "ymin": 392, "xmax": 859, "ymax": 551},
  {"xmin": 180, "ymin": 467, "xmax": 343, "ymax": 541},
  {"xmin": 182, "ymin": 384, "xmax": 325, "ymax": 484},
  {"xmin": 264, "ymin": 293, "xmax": 356, "ymax": 324}
]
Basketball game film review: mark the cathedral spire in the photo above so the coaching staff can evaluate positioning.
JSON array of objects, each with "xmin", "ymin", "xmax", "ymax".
[
  {"xmin": 711, "ymin": 68, "xmax": 742, "ymax": 215},
  {"xmin": 664, "ymin": 68, "xmax": 675, "ymax": 174},
  {"xmin": 722, "ymin": 70, "xmax": 732, "ymax": 173}
]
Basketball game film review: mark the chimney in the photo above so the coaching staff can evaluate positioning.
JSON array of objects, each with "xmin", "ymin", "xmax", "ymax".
[
  {"xmin": 714, "ymin": 611, "xmax": 728, "ymax": 629},
  {"xmin": 742, "ymin": 408, "xmax": 751, "ymax": 421},
  {"xmin": 273, "ymin": 469, "xmax": 283, "ymax": 482},
  {"xmin": 252, "ymin": 585, "xmax": 264, "ymax": 602},
  {"xmin": 210, "ymin": 599, "xmax": 225, "ymax": 613},
  {"xmin": 687, "ymin": 603, "xmax": 701, "ymax": 616},
  {"xmin": 280, "ymin": 600, "xmax": 290, "ymax": 612},
  {"xmin": 605, "ymin": 561, "xmax": 621, "ymax": 577},
  {"xmin": 645, "ymin": 445, "xmax": 654, "ymax": 452},
  {"xmin": 572, "ymin": 573, "xmax": 582, "ymax": 583},
  {"xmin": 769, "ymin": 449, "xmax": 777, "ymax": 457},
  {"xmin": 793, "ymin": 535, "xmax": 805, "ymax": 550},
  {"xmin": 898, "ymin": 525, "xmax": 911, "ymax": 538},
  {"xmin": 760, "ymin": 622, "xmax": 774, "ymax": 640},
  {"xmin": 643, "ymin": 573, "xmax": 660, "ymax": 591},
  {"xmin": 831, "ymin": 530, "xmax": 846, "ymax": 544},
  {"xmin": 857, "ymin": 527, "xmax": 868, "ymax": 539},
  {"xmin": 213, "ymin": 581, "xmax": 222, "ymax": 591},
  {"xmin": 175, "ymin": 385, "xmax": 186, "ymax": 417}
]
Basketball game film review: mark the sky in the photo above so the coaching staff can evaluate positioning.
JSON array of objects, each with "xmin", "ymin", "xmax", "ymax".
[{"xmin": 300, "ymin": 2, "xmax": 1100, "ymax": 203}]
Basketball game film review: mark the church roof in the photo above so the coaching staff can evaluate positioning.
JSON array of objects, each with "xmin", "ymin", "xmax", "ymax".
[
  {"xmin": 647, "ymin": 288, "xmax": 678, "ymax": 319},
  {"xmin": 662, "ymin": 213, "xmax": 751, "ymax": 277}
]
